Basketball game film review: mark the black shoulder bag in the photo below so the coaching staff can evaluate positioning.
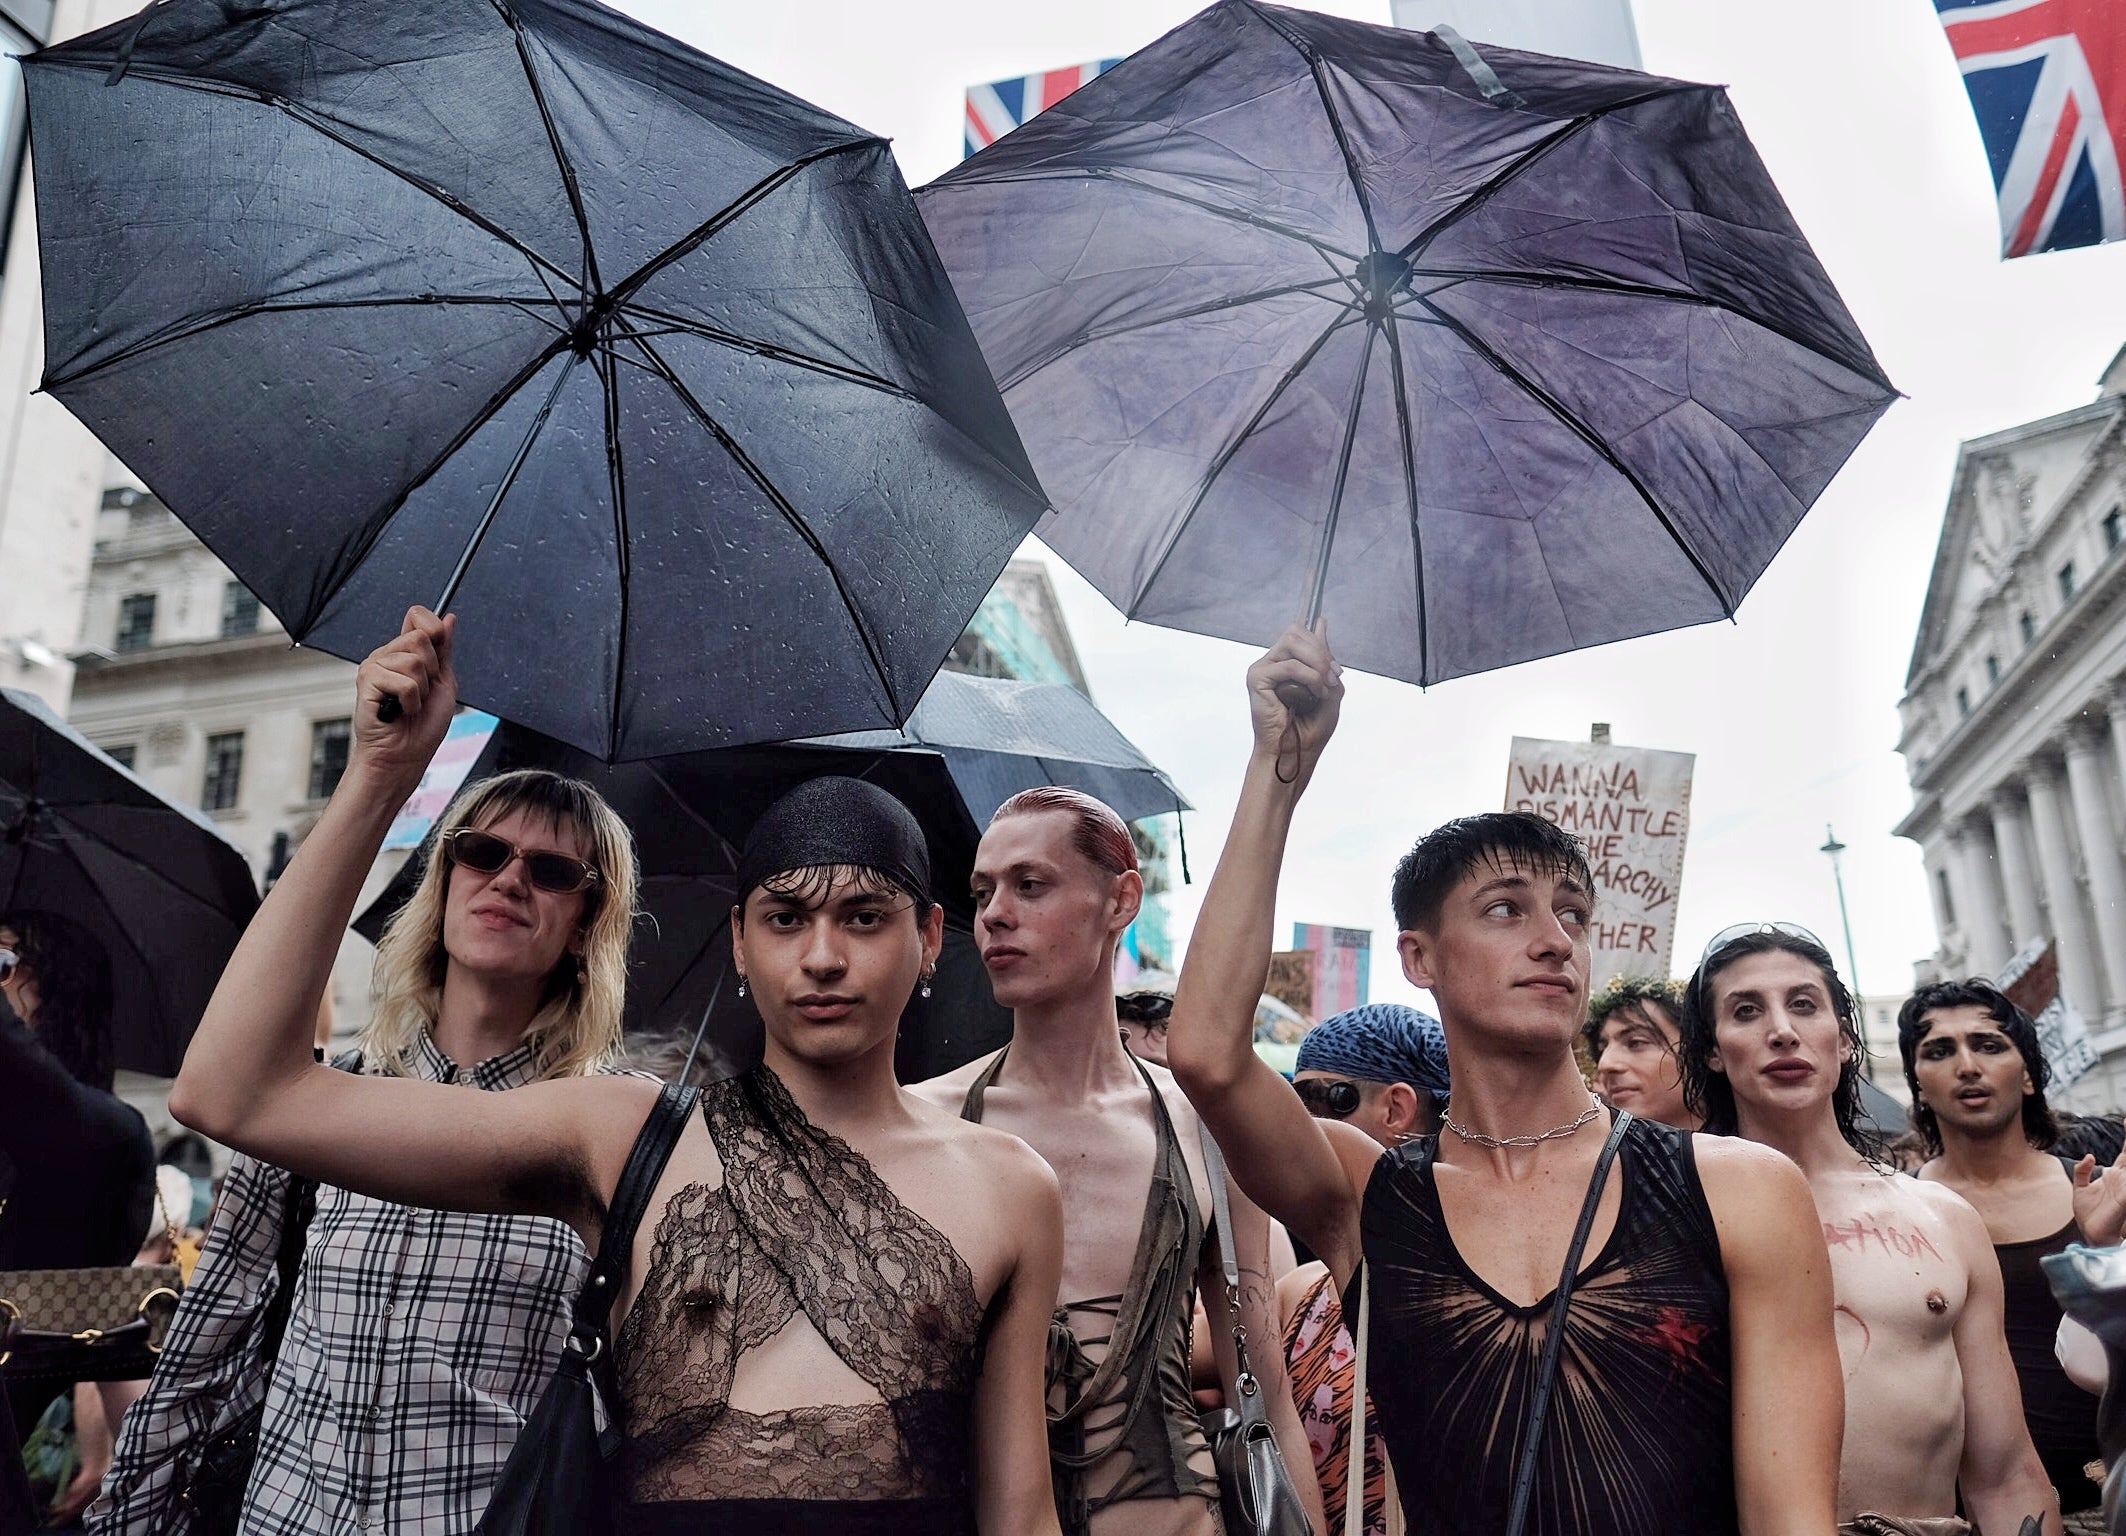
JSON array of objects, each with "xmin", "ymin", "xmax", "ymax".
[
  {"xmin": 1197, "ymin": 1131, "xmax": 1314, "ymax": 1536},
  {"xmin": 474, "ymin": 1082, "xmax": 697, "ymax": 1536},
  {"xmin": 176, "ymin": 1170, "xmax": 317, "ymax": 1535}
]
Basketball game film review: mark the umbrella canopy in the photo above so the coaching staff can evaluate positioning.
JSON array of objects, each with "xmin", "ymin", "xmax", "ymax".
[
  {"xmin": 918, "ymin": 1, "xmax": 1895, "ymax": 685},
  {"xmin": 351, "ymin": 720, "xmax": 1010, "ymax": 1083},
  {"xmin": 811, "ymin": 668, "xmax": 1191, "ymax": 827},
  {"xmin": 24, "ymin": 0, "xmax": 1046, "ymax": 760},
  {"xmin": 0, "ymin": 690, "xmax": 261, "ymax": 1077}
]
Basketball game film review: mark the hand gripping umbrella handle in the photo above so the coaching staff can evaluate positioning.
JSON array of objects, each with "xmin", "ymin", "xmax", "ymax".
[{"xmin": 376, "ymin": 694, "xmax": 405, "ymax": 723}]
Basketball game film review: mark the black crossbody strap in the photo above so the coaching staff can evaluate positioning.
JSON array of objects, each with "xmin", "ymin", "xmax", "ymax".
[
  {"xmin": 574, "ymin": 1083, "xmax": 697, "ymax": 1333},
  {"xmin": 255, "ymin": 1173, "xmax": 316, "ymax": 1366},
  {"xmin": 1503, "ymin": 1110, "xmax": 1632, "ymax": 1536},
  {"xmin": 1198, "ymin": 1129, "xmax": 1257, "ymax": 1384}
]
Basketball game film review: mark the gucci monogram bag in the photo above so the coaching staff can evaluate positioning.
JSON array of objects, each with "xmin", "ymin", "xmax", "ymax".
[{"xmin": 0, "ymin": 1263, "xmax": 184, "ymax": 1383}]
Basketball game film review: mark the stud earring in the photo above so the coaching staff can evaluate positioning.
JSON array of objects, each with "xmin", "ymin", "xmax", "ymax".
[{"xmin": 736, "ymin": 976, "xmax": 747, "ymax": 999}]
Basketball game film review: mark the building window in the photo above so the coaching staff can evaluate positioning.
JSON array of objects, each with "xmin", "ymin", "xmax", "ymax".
[
  {"xmin": 307, "ymin": 717, "xmax": 351, "ymax": 801},
  {"xmin": 1985, "ymin": 654, "xmax": 2000, "ymax": 684},
  {"xmin": 202, "ymin": 731, "xmax": 244, "ymax": 812},
  {"xmin": 1956, "ymin": 686, "xmax": 1971, "ymax": 717},
  {"xmin": 2060, "ymin": 562, "xmax": 2078, "ymax": 601},
  {"xmin": 1936, "ymin": 868, "xmax": 1957, "ymax": 926},
  {"xmin": 115, "ymin": 592, "xmax": 156, "ymax": 652},
  {"xmin": 104, "ymin": 743, "xmax": 136, "ymax": 770},
  {"xmin": 2021, "ymin": 610, "xmax": 2037, "ymax": 646},
  {"xmin": 2108, "ymin": 508, "xmax": 2125, "ymax": 552},
  {"xmin": 220, "ymin": 581, "xmax": 260, "ymax": 637}
]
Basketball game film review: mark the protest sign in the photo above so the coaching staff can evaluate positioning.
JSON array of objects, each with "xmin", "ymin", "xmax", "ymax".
[
  {"xmin": 1293, "ymin": 923, "xmax": 1370, "ymax": 1020},
  {"xmin": 1997, "ymin": 940, "xmax": 2099, "ymax": 1090},
  {"xmin": 1504, "ymin": 736, "xmax": 1693, "ymax": 989},
  {"xmin": 1265, "ymin": 950, "xmax": 1317, "ymax": 1029},
  {"xmin": 383, "ymin": 710, "xmax": 500, "ymax": 851}
]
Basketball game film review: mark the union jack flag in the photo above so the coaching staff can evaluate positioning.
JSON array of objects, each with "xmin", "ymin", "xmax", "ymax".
[
  {"xmin": 964, "ymin": 60, "xmax": 1120, "ymax": 159},
  {"xmin": 1937, "ymin": 0, "xmax": 2126, "ymax": 257}
]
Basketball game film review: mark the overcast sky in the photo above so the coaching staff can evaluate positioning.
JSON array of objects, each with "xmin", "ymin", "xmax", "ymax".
[{"xmin": 620, "ymin": 0, "xmax": 2126, "ymax": 1021}]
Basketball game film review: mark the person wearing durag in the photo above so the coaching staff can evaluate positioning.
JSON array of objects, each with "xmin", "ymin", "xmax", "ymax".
[
  {"xmin": 166, "ymin": 612, "xmax": 1068, "ymax": 1536},
  {"xmin": 1279, "ymin": 1003, "xmax": 1450, "ymax": 1536}
]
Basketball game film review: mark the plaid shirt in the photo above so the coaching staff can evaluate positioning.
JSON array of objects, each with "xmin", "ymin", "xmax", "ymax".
[{"xmin": 89, "ymin": 1034, "xmax": 593, "ymax": 1536}]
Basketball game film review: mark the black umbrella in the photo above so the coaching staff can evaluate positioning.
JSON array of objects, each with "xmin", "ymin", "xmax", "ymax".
[
  {"xmin": 810, "ymin": 668, "xmax": 1191, "ymax": 828},
  {"xmin": 918, "ymin": 2, "xmax": 1895, "ymax": 685},
  {"xmin": 24, "ymin": 0, "xmax": 1045, "ymax": 760},
  {"xmin": 351, "ymin": 720, "xmax": 1010, "ymax": 1084},
  {"xmin": 0, "ymin": 689, "xmax": 261, "ymax": 1077}
]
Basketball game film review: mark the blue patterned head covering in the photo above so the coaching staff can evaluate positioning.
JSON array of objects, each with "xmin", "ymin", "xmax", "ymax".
[{"xmin": 1295, "ymin": 1003, "xmax": 1450, "ymax": 1096}]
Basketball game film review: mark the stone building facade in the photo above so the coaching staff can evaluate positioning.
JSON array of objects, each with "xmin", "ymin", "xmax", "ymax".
[{"xmin": 1897, "ymin": 348, "xmax": 2126, "ymax": 1107}]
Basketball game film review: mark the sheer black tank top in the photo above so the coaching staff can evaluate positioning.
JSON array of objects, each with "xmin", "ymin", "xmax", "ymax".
[{"xmin": 1348, "ymin": 1116, "xmax": 1735, "ymax": 1536}]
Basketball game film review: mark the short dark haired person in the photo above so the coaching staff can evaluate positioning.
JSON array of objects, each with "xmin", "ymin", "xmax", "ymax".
[
  {"xmin": 1167, "ymin": 625, "xmax": 1840, "ymax": 1536},
  {"xmin": 1582, "ymin": 975, "xmax": 1700, "ymax": 1130},
  {"xmin": 1680, "ymin": 932, "xmax": 2060, "ymax": 1534},
  {"xmin": 1900, "ymin": 978, "xmax": 2103, "ymax": 1519}
]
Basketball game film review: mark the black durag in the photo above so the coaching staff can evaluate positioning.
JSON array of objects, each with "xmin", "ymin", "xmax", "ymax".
[{"xmin": 734, "ymin": 776, "xmax": 932, "ymax": 906}]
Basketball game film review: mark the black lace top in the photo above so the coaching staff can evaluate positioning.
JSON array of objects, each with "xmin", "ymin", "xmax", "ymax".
[{"xmin": 613, "ymin": 1068, "xmax": 985, "ymax": 1521}]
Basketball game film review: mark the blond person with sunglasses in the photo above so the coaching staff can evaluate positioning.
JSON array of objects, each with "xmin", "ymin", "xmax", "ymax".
[{"xmin": 93, "ymin": 649, "xmax": 641, "ymax": 1535}]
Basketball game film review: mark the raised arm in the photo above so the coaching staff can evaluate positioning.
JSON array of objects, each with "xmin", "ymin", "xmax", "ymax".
[
  {"xmin": 167, "ymin": 609, "xmax": 647, "ymax": 1240},
  {"xmin": 1697, "ymin": 1138, "xmax": 1842, "ymax": 1536},
  {"xmin": 972, "ymin": 1144, "xmax": 1067, "ymax": 1536},
  {"xmin": 1168, "ymin": 625, "xmax": 1363, "ymax": 1280},
  {"xmin": 1945, "ymin": 1196, "xmax": 2062, "ymax": 1534}
]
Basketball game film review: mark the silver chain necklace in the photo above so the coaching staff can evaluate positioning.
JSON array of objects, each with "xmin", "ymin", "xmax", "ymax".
[{"xmin": 1443, "ymin": 1092, "xmax": 1605, "ymax": 1149}]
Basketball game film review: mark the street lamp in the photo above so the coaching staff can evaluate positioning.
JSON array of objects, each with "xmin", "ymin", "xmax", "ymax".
[{"xmin": 1821, "ymin": 824, "xmax": 1867, "ymax": 1056}]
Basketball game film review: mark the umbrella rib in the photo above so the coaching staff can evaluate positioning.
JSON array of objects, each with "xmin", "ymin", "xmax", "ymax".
[
  {"xmin": 612, "ymin": 319, "xmax": 905, "ymax": 723},
  {"xmin": 606, "ymin": 138, "xmax": 882, "ymax": 311},
  {"xmin": 996, "ymin": 277, "xmax": 1351, "ymax": 393},
  {"xmin": 1400, "ymin": 86, "xmax": 1693, "ymax": 263},
  {"xmin": 594, "ymin": 346, "xmax": 632, "ymax": 761},
  {"xmin": 1377, "ymin": 315, "xmax": 1432, "ymax": 684},
  {"xmin": 504, "ymin": 15, "xmax": 602, "ymax": 298},
  {"xmin": 1238, "ymin": 1, "xmax": 1384, "ymax": 254},
  {"xmin": 41, "ymin": 294, "xmax": 566, "ymax": 393},
  {"xmin": 1124, "ymin": 308, "xmax": 1367, "ymax": 620},
  {"xmin": 617, "ymin": 304, "xmax": 917, "ymax": 400},
  {"xmin": 294, "ymin": 335, "xmax": 570, "ymax": 637},
  {"xmin": 1408, "ymin": 294, "xmax": 1736, "ymax": 617},
  {"xmin": 953, "ymin": 168, "xmax": 1364, "ymax": 266},
  {"xmin": 1412, "ymin": 267, "xmax": 1894, "ymax": 391},
  {"xmin": 1304, "ymin": 322, "xmax": 1379, "ymax": 627},
  {"xmin": 31, "ymin": 60, "xmax": 588, "ymax": 295},
  {"xmin": 432, "ymin": 350, "xmax": 583, "ymax": 615}
]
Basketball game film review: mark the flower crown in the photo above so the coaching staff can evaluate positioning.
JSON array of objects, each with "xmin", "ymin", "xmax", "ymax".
[{"xmin": 1585, "ymin": 973, "xmax": 1685, "ymax": 1033}]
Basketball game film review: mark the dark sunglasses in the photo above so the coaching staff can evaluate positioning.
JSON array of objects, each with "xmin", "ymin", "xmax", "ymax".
[
  {"xmin": 442, "ymin": 828, "xmax": 601, "ymax": 895},
  {"xmin": 1698, "ymin": 920, "xmax": 1827, "ymax": 969},
  {"xmin": 1293, "ymin": 1077, "xmax": 1362, "ymax": 1119}
]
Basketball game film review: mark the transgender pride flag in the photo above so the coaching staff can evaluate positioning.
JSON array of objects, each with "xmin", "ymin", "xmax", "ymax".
[{"xmin": 964, "ymin": 60, "xmax": 1119, "ymax": 158}]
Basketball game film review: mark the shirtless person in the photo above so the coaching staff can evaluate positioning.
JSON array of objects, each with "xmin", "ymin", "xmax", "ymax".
[
  {"xmin": 1168, "ymin": 625, "xmax": 1842, "ymax": 1535},
  {"xmin": 914, "ymin": 786, "xmax": 1317, "ymax": 1536},
  {"xmin": 167, "ymin": 609, "xmax": 1066, "ymax": 1536},
  {"xmin": 1678, "ymin": 925, "xmax": 2060, "ymax": 1535},
  {"xmin": 1901, "ymin": 979, "xmax": 2104, "ymax": 1522}
]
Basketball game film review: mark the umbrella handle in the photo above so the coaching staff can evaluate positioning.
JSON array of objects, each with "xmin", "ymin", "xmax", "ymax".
[{"xmin": 375, "ymin": 694, "xmax": 405, "ymax": 724}]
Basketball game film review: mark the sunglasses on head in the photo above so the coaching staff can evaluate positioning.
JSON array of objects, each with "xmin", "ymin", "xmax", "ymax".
[
  {"xmin": 1292, "ymin": 1077, "xmax": 1363, "ymax": 1119},
  {"xmin": 1698, "ymin": 920, "xmax": 1827, "ymax": 970},
  {"xmin": 441, "ymin": 828, "xmax": 601, "ymax": 895}
]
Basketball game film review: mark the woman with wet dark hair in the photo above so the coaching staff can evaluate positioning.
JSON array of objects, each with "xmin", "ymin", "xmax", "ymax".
[{"xmin": 1, "ymin": 908, "xmax": 118, "ymax": 1091}]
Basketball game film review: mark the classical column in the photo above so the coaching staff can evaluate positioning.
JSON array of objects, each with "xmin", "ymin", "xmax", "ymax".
[
  {"xmin": 2107, "ymin": 681, "xmax": 2126, "ymax": 830},
  {"xmin": 2066, "ymin": 719, "xmax": 2126, "ymax": 1012},
  {"xmin": 1949, "ymin": 819, "xmax": 2009, "ymax": 977},
  {"xmin": 1988, "ymin": 785, "xmax": 2046, "ymax": 954},
  {"xmin": 2028, "ymin": 751, "xmax": 2110, "ymax": 1015}
]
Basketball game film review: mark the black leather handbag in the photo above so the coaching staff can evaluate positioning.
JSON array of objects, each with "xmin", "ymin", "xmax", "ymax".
[
  {"xmin": 176, "ymin": 1171, "xmax": 315, "ymax": 1536},
  {"xmin": 473, "ymin": 1082, "xmax": 696, "ymax": 1536},
  {"xmin": 1197, "ymin": 1133, "xmax": 1313, "ymax": 1536}
]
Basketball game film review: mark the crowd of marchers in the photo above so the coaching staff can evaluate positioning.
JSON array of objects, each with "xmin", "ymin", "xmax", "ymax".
[{"xmin": 8, "ymin": 608, "xmax": 2125, "ymax": 1536}]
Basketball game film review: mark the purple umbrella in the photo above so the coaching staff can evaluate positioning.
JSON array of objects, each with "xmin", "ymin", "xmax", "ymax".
[{"xmin": 918, "ymin": 1, "xmax": 1895, "ymax": 685}]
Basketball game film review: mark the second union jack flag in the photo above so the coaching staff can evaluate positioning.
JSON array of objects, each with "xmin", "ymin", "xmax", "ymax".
[
  {"xmin": 1937, "ymin": 0, "xmax": 2126, "ymax": 257},
  {"xmin": 964, "ymin": 61, "xmax": 1119, "ymax": 159}
]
